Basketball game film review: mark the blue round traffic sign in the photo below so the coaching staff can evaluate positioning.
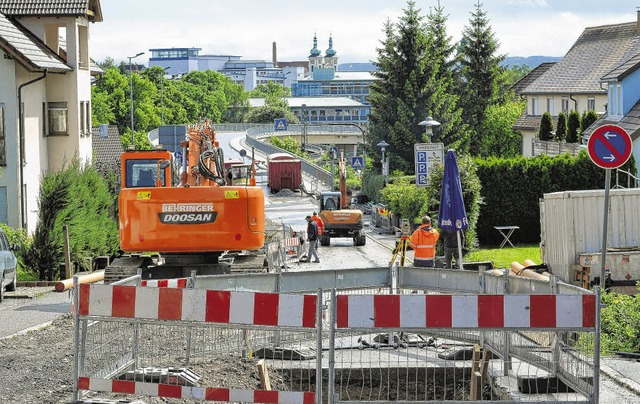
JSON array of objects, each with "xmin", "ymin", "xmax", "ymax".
[{"xmin": 587, "ymin": 124, "xmax": 632, "ymax": 169}]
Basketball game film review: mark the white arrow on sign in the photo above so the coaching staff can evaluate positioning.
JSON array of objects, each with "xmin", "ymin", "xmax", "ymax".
[
  {"xmin": 603, "ymin": 131, "xmax": 617, "ymax": 140},
  {"xmin": 603, "ymin": 154, "xmax": 616, "ymax": 161}
]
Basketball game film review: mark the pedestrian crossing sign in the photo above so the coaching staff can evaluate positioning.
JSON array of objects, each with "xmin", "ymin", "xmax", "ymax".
[
  {"xmin": 351, "ymin": 156, "xmax": 364, "ymax": 170},
  {"xmin": 274, "ymin": 118, "xmax": 287, "ymax": 131}
]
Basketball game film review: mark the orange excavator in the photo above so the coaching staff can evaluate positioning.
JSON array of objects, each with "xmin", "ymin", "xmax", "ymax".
[
  {"xmin": 318, "ymin": 151, "xmax": 366, "ymax": 246},
  {"xmin": 105, "ymin": 120, "xmax": 265, "ymax": 283}
]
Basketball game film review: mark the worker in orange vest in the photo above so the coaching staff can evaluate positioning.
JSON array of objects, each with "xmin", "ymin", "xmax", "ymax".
[
  {"xmin": 311, "ymin": 211, "xmax": 324, "ymax": 248},
  {"xmin": 409, "ymin": 215, "xmax": 440, "ymax": 267}
]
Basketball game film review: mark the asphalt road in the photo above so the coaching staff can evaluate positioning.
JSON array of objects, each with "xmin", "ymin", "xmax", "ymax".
[{"xmin": 0, "ymin": 287, "xmax": 72, "ymax": 339}]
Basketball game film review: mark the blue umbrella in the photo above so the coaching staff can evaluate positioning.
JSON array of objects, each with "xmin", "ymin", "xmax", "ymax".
[{"xmin": 438, "ymin": 149, "xmax": 468, "ymax": 269}]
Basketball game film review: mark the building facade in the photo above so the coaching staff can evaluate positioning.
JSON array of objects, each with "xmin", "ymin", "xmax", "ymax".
[
  {"xmin": 514, "ymin": 14, "xmax": 640, "ymax": 157},
  {"xmin": 148, "ymin": 47, "xmax": 304, "ymax": 91},
  {"xmin": 0, "ymin": 0, "xmax": 101, "ymax": 232},
  {"xmin": 291, "ymin": 34, "xmax": 374, "ymax": 105}
]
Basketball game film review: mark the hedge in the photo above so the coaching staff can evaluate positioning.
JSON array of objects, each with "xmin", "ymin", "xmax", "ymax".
[{"xmin": 474, "ymin": 150, "xmax": 628, "ymax": 245}]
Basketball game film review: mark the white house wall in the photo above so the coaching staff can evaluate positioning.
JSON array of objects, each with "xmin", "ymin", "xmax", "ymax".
[
  {"xmin": 16, "ymin": 70, "xmax": 48, "ymax": 234},
  {"xmin": 0, "ymin": 55, "xmax": 20, "ymax": 229}
]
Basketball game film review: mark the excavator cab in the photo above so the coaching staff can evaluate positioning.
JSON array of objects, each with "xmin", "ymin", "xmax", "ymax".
[{"xmin": 121, "ymin": 150, "xmax": 172, "ymax": 189}]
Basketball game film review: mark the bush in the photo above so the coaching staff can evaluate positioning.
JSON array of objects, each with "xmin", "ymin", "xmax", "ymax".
[
  {"xmin": 581, "ymin": 110, "xmax": 599, "ymax": 134},
  {"xmin": 474, "ymin": 150, "xmax": 618, "ymax": 245},
  {"xmin": 361, "ymin": 171, "xmax": 387, "ymax": 203},
  {"xmin": 539, "ymin": 112, "xmax": 554, "ymax": 140},
  {"xmin": 567, "ymin": 110, "xmax": 581, "ymax": 143},
  {"xmin": 25, "ymin": 158, "xmax": 119, "ymax": 280},
  {"xmin": 556, "ymin": 112, "xmax": 567, "ymax": 141},
  {"xmin": 600, "ymin": 289, "xmax": 640, "ymax": 353}
]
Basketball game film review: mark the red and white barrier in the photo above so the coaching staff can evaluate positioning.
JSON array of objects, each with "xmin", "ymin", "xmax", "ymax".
[
  {"xmin": 78, "ymin": 284, "xmax": 316, "ymax": 328},
  {"xmin": 336, "ymin": 294, "xmax": 595, "ymax": 329},
  {"xmin": 141, "ymin": 278, "xmax": 190, "ymax": 288},
  {"xmin": 77, "ymin": 377, "xmax": 315, "ymax": 403}
]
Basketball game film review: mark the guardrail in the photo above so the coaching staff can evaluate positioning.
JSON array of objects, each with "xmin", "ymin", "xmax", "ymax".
[{"xmin": 246, "ymin": 127, "xmax": 333, "ymax": 186}]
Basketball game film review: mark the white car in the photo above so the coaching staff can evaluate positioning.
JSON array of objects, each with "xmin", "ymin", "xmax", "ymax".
[{"xmin": 0, "ymin": 229, "xmax": 18, "ymax": 302}]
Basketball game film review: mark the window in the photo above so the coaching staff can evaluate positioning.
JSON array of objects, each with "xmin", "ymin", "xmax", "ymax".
[
  {"xmin": 80, "ymin": 101, "xmax": 85, "ymax": 135},
  {"xmin": 42, "ymin": 102, "xmax": 47, "ymax": 136},
  {"xmin": 125, "ymin": 159, "xmax": 166, "ymax": 188},
  {"xmin": 85, "ymin": 101, "xmax": 91, "ymax": 134},
  {"xmin": 561, "ymin": 97, "xmax": 569, "ymax": 114},
  {"xmin": 587, "ymin": 97, "xmax": 595, "ymax": 112},
  {"xmin": 48, "ymin": 102, "xmax": 68, "ymax": 136},
  {"xmin": 78, "ymin": 25, "xmax": 88, "ymax": 69},
  {"xmin": 532, "ymin": 97, "xmax": 539, "ymax": 115},
  {"xmin": 546, "ymin": 97, "xmax": 554, "ymax": 114},
  {"xmin": 0, "ymin": 104, "xmax": 5, "ymax": 165}
]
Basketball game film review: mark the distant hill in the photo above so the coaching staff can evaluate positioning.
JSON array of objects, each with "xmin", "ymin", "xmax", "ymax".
[
  {"xmin": 502, "ymin": 56, "xmax": 561, "ymax": 69},
  {"xmin": 339, "ymin": 57, "xmax": 561, "ymax": 72}
]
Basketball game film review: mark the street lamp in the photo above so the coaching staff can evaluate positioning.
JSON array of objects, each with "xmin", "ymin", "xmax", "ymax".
[
  {"xmin": 128, "ymin": 51, "xmax": 145, "ymax": 146},
  {"xmin": 160, "ymin": 66, "xmax": 171, "ymax": 124},
  {"xmin": 418, "ymin": 116, "xmax": 441, "ymax": 142},
  {"xmin": 377, "ymin": 140, "xmax": 389, "ymax": 178}
]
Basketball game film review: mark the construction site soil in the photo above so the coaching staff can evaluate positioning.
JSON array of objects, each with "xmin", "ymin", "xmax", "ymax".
[{"xmin": 0, "ymin": 313, "xmax": 290, "ymax": 404}]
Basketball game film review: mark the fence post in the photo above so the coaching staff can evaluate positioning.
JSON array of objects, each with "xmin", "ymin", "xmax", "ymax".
[
  {"xmin": 72, "ymin": 276, "xmax": 80, "ymax": 402},
  {"xmin": 316, "ymin": 289, "xmax": 323, "ymax": 404},
  {"xmin": 328, "ymin": 289, "xmax": 337, "ymax": 403},
  {"xmin": 186, "ymin": 270, "xmax": 196, "ymax": 366},
  {"xmin": 593, "ymin": 286, "xmax": 602, "ymax": 404},
  {"xmin": 133, "ymin": 268, "xmax": 142, "ymax": 369},
  {"xmin": 502, "ymin": 269, "xmax": 511, "ymax": 376}
]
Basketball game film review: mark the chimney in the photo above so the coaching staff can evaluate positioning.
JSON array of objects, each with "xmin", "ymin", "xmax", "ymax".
[
  {"xmin": 272, "ymin": 42, "xmax": 278, "ymax": 67},
  {"xmin": 637, "ymin": 6, "xmax": 640, "ymax": 35}
]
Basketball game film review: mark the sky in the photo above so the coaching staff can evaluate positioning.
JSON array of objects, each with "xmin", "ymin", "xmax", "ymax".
[{"xmin": 91, "ymin": 1, "xmax": 638, "ymax": 65}]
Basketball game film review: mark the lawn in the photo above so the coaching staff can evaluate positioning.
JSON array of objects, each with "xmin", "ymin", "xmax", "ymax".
[{"xmin": 466, "ymin": 244, "xmax": 542, "ymax": 269}]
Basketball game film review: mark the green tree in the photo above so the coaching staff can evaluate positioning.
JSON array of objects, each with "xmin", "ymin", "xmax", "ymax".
[
  {"xmin": 368, "ymin": 1, "xmax": 465, "ymax": 173},
  {"xmin": 567, "ymin": 110, "xmax": 581, "ymax": 143},
  {"xmin": 556, "ymin": 112, "xmax": 567, "ymax": 141},
  {"xmin": 477, "ymin": 100, "xmax": 525, "ymax": 157},
  {"xmin": 425, "ymin": 2, "xmax": 470, "ymax": 152},
  {"xmin": 502, "ymin": 64, "xmax": 531, "ymax": 87},
  {"xmin": 581, "ymin": 110, "xmax": 598, "ymax": 134},
  {"xmin": 539, "ymin": 112, "xmax": 554, "ymax": 141},
  {"xmin": 457, "ymin": 0, "xmax": 507, "ymax": 153},
  {"xmin": 250, "ymin": 82, "xmax": 290, "ymax": 98},
  {"xmin": 244, "ymin": 97, "xmax": 299, "ymax": 124}
]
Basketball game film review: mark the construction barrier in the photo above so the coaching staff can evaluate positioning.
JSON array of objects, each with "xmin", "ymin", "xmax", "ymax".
[{"xmin": 73, "ymin": 266, "xmax": 600, "ymax": 403}]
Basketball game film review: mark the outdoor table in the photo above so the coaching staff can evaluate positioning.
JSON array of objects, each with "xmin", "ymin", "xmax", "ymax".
[{"xmin": 494, "ymin": 226, "xmax": 519, "ymax": 248}]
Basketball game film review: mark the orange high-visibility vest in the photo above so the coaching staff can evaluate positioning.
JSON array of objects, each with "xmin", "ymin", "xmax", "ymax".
[
  {"xmin": 410, "ymin": 224, "xmax": 440, "ymax": 261},
  {"xmin": 312, "ymin": 215, "xmax": 324, "ymax": 235}
]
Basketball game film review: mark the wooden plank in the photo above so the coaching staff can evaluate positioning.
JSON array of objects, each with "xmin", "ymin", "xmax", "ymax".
[
  {"xmin": 257, "ymin": 359, "xmax": 271, "ymax": 390},
  {"xmin": 470, "ymin": 344, "xmax": 481, "ymax": 400}
]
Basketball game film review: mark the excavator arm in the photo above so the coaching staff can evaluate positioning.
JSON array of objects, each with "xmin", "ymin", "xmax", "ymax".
[{"xmin": 339, "ymin": 152, "xmax": 347, "ymax": 209}]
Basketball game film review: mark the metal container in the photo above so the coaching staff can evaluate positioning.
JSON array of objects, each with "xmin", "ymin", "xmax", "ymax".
[
  {"xmin": 267, "ymin": 153, "xmax": 302, "ymax": 192},
  {"xmin": 540, "ymin": 188, "xmax": 640, "ymax": 283}
]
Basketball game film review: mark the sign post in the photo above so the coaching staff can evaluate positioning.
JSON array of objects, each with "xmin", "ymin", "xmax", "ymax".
[
  {"xmin": 414, "ymin": 143, "xmax": 444, "ymax": 186},
  {"xmin": 586, "ymin": 124, "xmax": 632, "ymax": 404},
  {"xmin": 587, "ymin": 124, "xmax": 633, "ymax": 287}
]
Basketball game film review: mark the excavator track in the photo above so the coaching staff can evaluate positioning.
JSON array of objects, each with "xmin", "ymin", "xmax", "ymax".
[{"xmin": 104, "ymin": 256, "xmax": 148, "ymax": 284}]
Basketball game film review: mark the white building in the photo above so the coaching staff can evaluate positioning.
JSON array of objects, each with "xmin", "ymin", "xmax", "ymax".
[
  {"xmin": 148, "ymin": 47, "xmax": 304, "ymax": 91},
  {"xmin": 0, "ymin": 0, "xmax": 102, "ymax": 232}
]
